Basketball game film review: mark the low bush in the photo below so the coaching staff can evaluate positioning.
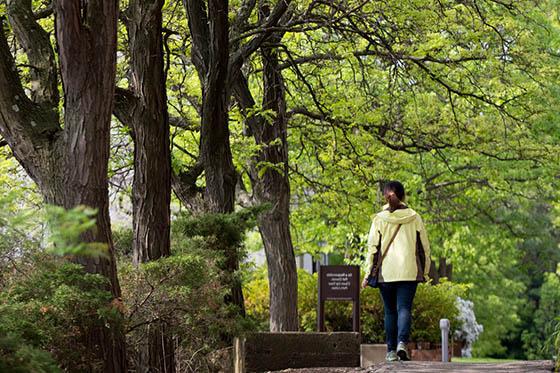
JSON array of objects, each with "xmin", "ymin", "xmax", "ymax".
[
  {"xmin": 0, "ymin": 332, "xmax": 60, "ymax": 373},
  {"xmin": 245, "ymin": 270, "xmax": 466, "ymax": 344},
  {"xmin": 0, "ymin": 201, "xmax": 124, "ymax": 371},
  {"xmin": 552, "ymin": 316, "xmax": 560, "ymax": 370},
  {"xmin": 119, "ymin": 209, "xmax": 262, "ymax": 372},
  {"xmin": 523, "ymin": 266, "xmax": 560, "ymax": 360},
  {"xmin": 0, "ymin": 259, "xmax": 121, "ymax": 371}
]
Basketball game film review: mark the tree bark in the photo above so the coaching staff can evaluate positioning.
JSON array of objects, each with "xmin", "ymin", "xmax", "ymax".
[
  {"xmin": 230, "ymin": 5, "xmax": 298, "ymax": 329},
  {"xmin": 232, "ymin": 71, "xmax": 298, "ymax": 331},
  {"xmin": 2, "ymin": 0, "xmax": 128, "ymax": 368},
  {"xmin": 126, "ymin": 0, "xmax": 173, "ymax": 369},
  {"xmin": 184, "ymin": 0, "xmax": 245, "ymax": 315},
  {"xmin": 200, "ymin": 0, "xmax": 236, "ymax": 214},
  {"xmin": 171, "ymin": 163, "xmax": 205, "ymax": 212},
  {"xmin": 128, "ymin": 0, "xmax": 171, "ymax": 268},
  {"xmin": 54, "ymin": 0, "xmax": 127, "ymax": 369},
  {"xmin": 256, "ymin": 34, "xmax": 298, "ymax": 331}
]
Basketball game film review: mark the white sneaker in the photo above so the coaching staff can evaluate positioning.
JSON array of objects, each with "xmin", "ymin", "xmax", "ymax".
[
  {"xmin": 385, "ymin": 350, "xmax": 398, "ymax": 362},
  {"xmin": 396, "ymin": 342, "xmax": 410, "ymax": 361}
]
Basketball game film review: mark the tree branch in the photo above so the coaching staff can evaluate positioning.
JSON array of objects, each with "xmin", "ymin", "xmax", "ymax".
[
  {"xmin": 184, "ymin": 0, "xmax": 211, "ymax": 77},
  {"xmin": 171, "ymin": 161, "xmax": 205, "ymax": 211},
  {"xmin": 7, "ymin": 0, "xmax": 59, "ymax": 106},
  {"xmin": 0, "ymin": 17, "xmax": 58, "ymax": 137},
  {"xmin": 113, "ymin": 87, "xmax": 139, "ymax": 133},
  {"xmin": 229, "ymin": 0, "xmax": 291, "ymax": 75},
  {"xmin": 169, "ymin": 115, "xmax": 198, "ymax": 130},
  {"xmin": 231, "ymin": 0, "xmax": 257, "ymax": 43},
  {"xmin": 34, "ymin": 3, "xmax": 54, "ymax": 20},
  {"xmin": 0, "ymin": 17, "xmax": 61, "ymax": 187}
]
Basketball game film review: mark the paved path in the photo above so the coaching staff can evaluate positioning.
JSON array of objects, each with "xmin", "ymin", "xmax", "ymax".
[{"xmin": 270, "ymin": 360, "xmax": 555, "ymax": 372}]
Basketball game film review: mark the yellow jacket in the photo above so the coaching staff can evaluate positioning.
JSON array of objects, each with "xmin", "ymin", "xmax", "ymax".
[{"xmin": 365, "ymin": 206, "xmax": 431, "ymax": 283}]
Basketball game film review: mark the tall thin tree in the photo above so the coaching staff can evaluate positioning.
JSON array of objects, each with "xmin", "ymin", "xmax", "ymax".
[
  {"xmin": 184, "ymin": 0, "xmax": 245, "ymax": 312},
  {"xmin": 113, "ymin": 0, "xmax": 174, "ymax": 368}
]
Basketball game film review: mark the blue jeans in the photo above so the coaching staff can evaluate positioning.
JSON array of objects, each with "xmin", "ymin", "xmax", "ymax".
[{"xmin": 379, "ymin": 281, "xmax": 418, "ymax": 352}]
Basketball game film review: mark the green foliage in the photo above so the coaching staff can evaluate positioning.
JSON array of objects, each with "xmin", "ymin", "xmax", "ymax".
[
  {"xmin": 413, "ymin": 280, "xmax": 466, "ymax": 342},
  {"xmin": 173, "ymin": 207, "xmax": 267, "ymax": 291},
  {"xmin": 2, "ymin": 0, "xmax": 560, "ymax": 362},
  {"xmin": 271, "ymin": 1, "xmax": 560, "ymax": 357},
  {"xmin": 120, "ymin": 251, "xmax": 236, "ymax": 371},
  {"xmin": 522, "ymin": 266, "xmax": 560, "ymax": 359},
  {"xmin": 553, "ymin": 317, "xmax": 560, "ymax": 369},
  {"xmin": 0, "ymin": 156, "xmax": 43, "ymax": 284},
  {"xmin": 45, "ymin": 205, "xmax": 109, "ymax": 258},
  {"xmin": 173, "ymin": 206, "xmax": 266, "ymax": 248},
  {"xmin": 112, "ymin": 225, "xmax": 134, "ymax": 258},
  {"xmin": 0, "ymin": 179, "xmax": 123, "ymax": 371},
  {"xmin": 244, "ymin": 269, "xmax": 466, "ymax": 343},
  {"xmin": 117, "ymin": 209, "xmax": 262, "ymax": 370},
  {"xmin": 0, "ymin": 332, "xmax": 60, "ymax": 373},
  {"xmin": 0, "ymin": 259, "xmax": 120, "ymax": 371},
  {"xmin": 442, "ymin": 222, "xmax": 527, "ymax": 357}
]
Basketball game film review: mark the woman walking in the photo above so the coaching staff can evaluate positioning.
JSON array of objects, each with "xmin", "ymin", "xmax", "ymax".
[{"xmin": 361, "ymin": 181, "xmax": 431, "ymax": 362}]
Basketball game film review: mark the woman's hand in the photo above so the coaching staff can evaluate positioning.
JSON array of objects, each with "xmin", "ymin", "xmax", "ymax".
[{"xmin": 361, "ymin": 277, "xmax": 369, "ymax": 289}]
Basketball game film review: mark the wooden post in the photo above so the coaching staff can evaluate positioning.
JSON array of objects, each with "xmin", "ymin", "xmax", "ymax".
[
  {"xmin": 352, "ymin": 290, "xmax": 360, "ymax": 333},
  {"xmin": 233, "ymin": 337, "xmax": 245, "ymax": 373},
  {"xmin": 318, "ymin": 266, "xmax": 325, "ymax": 331}
]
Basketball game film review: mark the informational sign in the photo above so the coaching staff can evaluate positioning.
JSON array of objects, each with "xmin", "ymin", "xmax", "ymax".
[{"xmin": 317, "ymin": 265, "xmax": 360, "ymax": 332}]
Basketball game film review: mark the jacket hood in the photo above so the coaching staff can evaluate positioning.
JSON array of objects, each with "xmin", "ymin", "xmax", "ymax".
[{"xmin": 376, "ymin": 205, "xmax": 417, "ymax": 225}]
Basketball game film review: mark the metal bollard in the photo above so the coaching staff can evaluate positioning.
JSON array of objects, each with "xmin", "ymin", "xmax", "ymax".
[{"xmin": 439, "ymin": 319, "xmax": 450, "ymax": 362}]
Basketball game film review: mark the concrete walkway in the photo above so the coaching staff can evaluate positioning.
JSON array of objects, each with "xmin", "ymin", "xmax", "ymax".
[{"xmin": 270, "ymin": 360, "xmax": 555, "ymax": 372}]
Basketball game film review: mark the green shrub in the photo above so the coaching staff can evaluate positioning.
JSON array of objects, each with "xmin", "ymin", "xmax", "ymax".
[
  {"xmin": 555, "ymin": 321, "xmax": 560, "ymax": 369},
  {"xmin": 413, "ymin": 280, "xmax": 465, "ymax": 342},
  {"xmin": 0, "ymin": 332, "xmax": 60, "ymax": 373},
  {"xmin": 118, "ymin": 210, "xmax": 262, "ymax": 371},
  {"xmin": 552, "ymin": 316, "xmax": 560, "ymax": 370},
  {"xmin": 244, "ymin": 269, "xmax": 466, "ymax": 343},
  {"xmin": 357, "ymin": 287, "xmax": 386, "ymax": 343},
  {"xmin": 0, "ymin": 259, "xmax": 121, "ymax": 371},
  {"xmin": 113, "ymin": 226, "xmax": 133, "ymax": 258},
  {"xmin": 120, "ymin": 246, "xmax": 239, "ymax": 371},
  {"xmin": 522, "ymin": 267, "xmax": 560, "ymax": 359},
  {"xmin": 0, "ymin": 193, "xmax": 125, "ymax": 371}
]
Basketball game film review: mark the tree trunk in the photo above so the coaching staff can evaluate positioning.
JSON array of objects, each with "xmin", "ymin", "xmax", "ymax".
[
  {"xmin": 200, "ymin": 0, "xmax": 236, "ymax": 214},
  {"xmin": 2, "ymin": 3, "xmax": 127, "ymax": 370},
  {"xmin": 128, "ymin": 0, "xmax": 171, "ymax": 269},
  {"xmin": 55, "ymin": 0, "xmax": 127, "ymax": 369},
  {"xmin": 127, "ymin": 0, "xmax": 173, "ymax": 369},
  {"xmin": 256, "ymin": 34, "xmax": 298, "ymax": 331},
  {"xmin": 185, "ymin": 0, "xmax": 245, "ymax": 315},
  {"xmin": 231, "ymin": 35, "xmax": 298, "ymax": 330}
]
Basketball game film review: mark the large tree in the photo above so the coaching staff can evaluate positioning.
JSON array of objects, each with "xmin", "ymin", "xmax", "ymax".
[
  {"xmin": 181, "ymin": 0, "xmax": 297, "ymax": 327},
  {"xmin": 0, "ymin": 0, "xmax": 127, "ymax": 370},
  {"xmin": 231, "ymin": 2, "xmax": 298, "ymax": 329},
  {"xmin": 184, "ymin": 0, "xmax": 245, "ymax": 312},
  {"xmin": 113, "ymin": 0, "xmax": 174, "ymax": 368}
]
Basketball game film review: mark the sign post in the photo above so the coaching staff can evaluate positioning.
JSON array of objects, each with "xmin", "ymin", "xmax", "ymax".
[{"xmin": 318, "ymin": 265, "xmax": 360, "ymax": 332}]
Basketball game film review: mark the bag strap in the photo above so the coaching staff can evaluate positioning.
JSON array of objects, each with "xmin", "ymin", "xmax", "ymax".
[{"xmin": 369, "ymin": 224, "xmax": 402, "ymax": 277}]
